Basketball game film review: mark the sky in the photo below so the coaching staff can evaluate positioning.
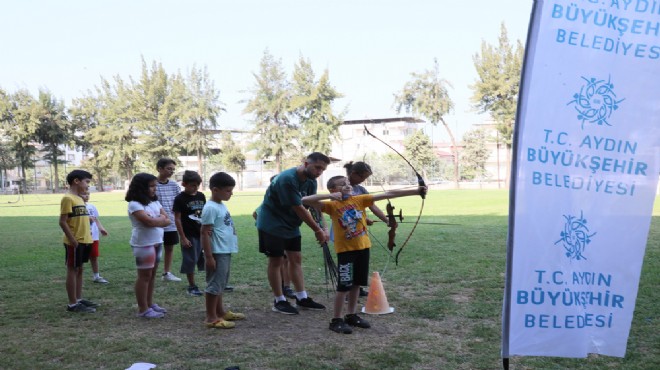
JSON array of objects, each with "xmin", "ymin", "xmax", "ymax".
[{"xmin": 0, "ymin": 0, "xmax": 534, "ymax": 142}]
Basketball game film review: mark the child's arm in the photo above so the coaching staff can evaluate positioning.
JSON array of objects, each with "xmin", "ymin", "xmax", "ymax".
[
  {"xmin": 367, "ymin": 204, "xmax": 390, "ymax": 226},
  {"xmin": 132, "ymin": 208, "xmax": 170, "ymax": 227},
  {"xmin": 301, "ymin": 192, "xmax": 342, "ymax": 209},
  {"xmin": 174, "ymin": 211, "xmax": 191, "ymax": 248},
  {"xmin": 95, "ymin": 215, "xmax": 108, "ymax": 236},
  {"xmin": 372, "ymin": 186, "xmax": 427, "ymax": 202},
  {"xmin": 201, "ymin": 224, "xmax": 215, "ymax": 270},
  {"xmin": 59, "ymin": 214, "xmax": 78, "ymax": 247}
]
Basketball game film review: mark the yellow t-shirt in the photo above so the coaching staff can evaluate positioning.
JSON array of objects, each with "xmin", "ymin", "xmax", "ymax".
[
  {"xmin": 60, "ymin": 193, "xmax": 92, "ymax": 244},
  {"xmin": 322, "ymin": 194, "xmax": 374, "ymax": 254}
]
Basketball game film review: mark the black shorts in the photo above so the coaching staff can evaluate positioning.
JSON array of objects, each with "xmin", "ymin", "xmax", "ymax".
[
  {"xmin": 336, "ymin": 248, "xmax": 370, "ymax": 292},
  {"xmin": 64, "ymin": 243, "xmax": 92, "ymax": 269},
  {"xmin": 163, "ymin": 231, "xmax": 179, "ymax": 246},
  {"xmin": 258, "ymin": 230, "xmax": 301, "ymax": 258}
]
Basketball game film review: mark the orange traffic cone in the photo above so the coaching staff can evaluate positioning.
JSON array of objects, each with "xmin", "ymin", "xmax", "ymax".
[{"xmin": 361, "ymin": 271, "xmax": 394, "ymax": 314}]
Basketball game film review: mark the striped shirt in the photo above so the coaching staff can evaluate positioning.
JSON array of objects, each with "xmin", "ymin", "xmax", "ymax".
[{"xmin": 156, "ymin": 179, "xmax": 180, "ymax": 232}]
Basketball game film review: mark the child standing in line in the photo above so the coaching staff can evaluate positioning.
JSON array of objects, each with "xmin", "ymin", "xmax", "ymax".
[
  {"xmin": 59, "ymin": 170, "xmax": 98, "ymax": 313},
  {"xmin": 155, "ymin": 158, "xmax": 182, "ymax": 282},
  {"xmin": 303, "ymin": 175, "xmax": 426, "ymax": 334},
  {"xmin": 201, "ymin": 172, "xmax": 245, "ymax": 329},
  {"xmin": 173, "ymin": 170, "xmax": 206, "ymax": 297},
  {"xmin": 126, "ymin": 173, "xmax": 171, "ymax": 319},
  {"xmin": 81, "ymin": 191, "xmax": 110, "ymax": 284}
]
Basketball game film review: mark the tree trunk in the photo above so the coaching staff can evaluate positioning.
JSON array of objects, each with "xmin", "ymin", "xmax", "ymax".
[
  {"xmin": 440, "ymin": 118, "xmax": 460, "ymax": 189},
  {"xmin": 53, "ymin": 155, "xmax": 60, "ymax": 192},
  {"xmin": 197, "ymin": 150, "xmax": 204, "ymax": 190}
]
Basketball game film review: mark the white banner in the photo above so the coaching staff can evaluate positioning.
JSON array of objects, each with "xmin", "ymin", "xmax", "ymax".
[{"xmin": 503, "ymin": 0, "xmax": 660, "ymax": 359}]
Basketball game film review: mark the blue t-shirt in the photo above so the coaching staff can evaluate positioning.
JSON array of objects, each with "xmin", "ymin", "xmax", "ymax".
[
  {"xmin": 200, "ymin": 200, "xmax": 238, "ymax": 254},
  {"xmin": 256, "ymin": 167, "xmax": 317, "ymax": 238}
]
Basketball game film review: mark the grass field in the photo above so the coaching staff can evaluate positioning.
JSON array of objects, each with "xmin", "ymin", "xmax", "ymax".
[{"xmin": 0, "ymin": 189, "xmax": 657, "ymax": 370}]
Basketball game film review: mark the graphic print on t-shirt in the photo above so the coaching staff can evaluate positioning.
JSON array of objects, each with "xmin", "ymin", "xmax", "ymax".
[{"xmin": 337, "ymin": 203, "xmax": 365, "ymax": 240}]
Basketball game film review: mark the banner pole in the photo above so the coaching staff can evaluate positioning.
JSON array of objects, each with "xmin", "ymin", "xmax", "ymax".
[{"xmin": 501, "ymin": 1, "xmax": 542, "ymax": 367}]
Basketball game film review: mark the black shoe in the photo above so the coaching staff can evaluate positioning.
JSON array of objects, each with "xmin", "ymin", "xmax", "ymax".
[
  {"xmin": 359, "ymin": 287, "xmax": 369, "ymax": 297},
  {"xmin": 295, "ymin": 297, "xmax": 326, "ymax": 310},
  {"xmin": 187, "ymin": 285, "xmax": 203, "ymax": 296},
  {"xmin": 345, "ymin": 313, "xmax": 371, "ymax": 328},
  {"xmin": 283, "ymin": 286, "xmax": 296, "ymax": 299},
  {"xmin": 329, "ymin": 318, "xmax": 352, "ymax": 334},
  {"xmin": 67, "ymin": 303, "xmax": 96, "ymax": 313},
  {"xmin": 78, "ymin": 299, "xmax": 99, "ymax": 308},
  {"xmin": 272, "ymin": 300, "xmax": 299, "ymax": 315}
]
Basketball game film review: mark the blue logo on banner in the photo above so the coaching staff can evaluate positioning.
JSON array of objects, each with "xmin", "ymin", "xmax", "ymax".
[
  {"xmin": 567, "ymin": 76, "xmax": 624, "ymax": 129},
  {"xmin": 555, "ymin": 211, "xmax": 597, "ymax": 261}
]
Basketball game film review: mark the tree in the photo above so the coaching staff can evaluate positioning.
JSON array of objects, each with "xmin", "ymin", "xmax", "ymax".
[
  {"xmin": 70, "ymin": 92, "xmax": 114, "ymax": 191},
  {"xmin": 290, "ymin": 56, "xmax": 344, "ymax": 154},
  {"xmin": 243, "ymin": 50, "xmax": 296, "ymax": 173},
  {"xmin": 471, "ymin": 23, "xmax": 524, "ymax": 186},
  {"xmin": 460, "ymin": 128, "xmax": 490, "ymax": 181},
  {"xmin": 175, "ymin": 65, "xmax": 224, "ymax": 187},
  {"xmin": 98, "ymin": 75, "xmax": 140, "ymax": 180},
  {"xmin": 1, "ymin": 89, "xmax": 38, "ymax": 193},
  {"xmin": 129, "ymin": 58, "xmax": 181, "ymax": 167},
  {"xmin": 34, "ymin": 90, "xmax": 71, "ymax": 192},
  {"xmin": 403, "ymin": 129, "xmax": 435, "ymax": 179},
  {"xmin": 218, "ymin": 132, "xmax": 246, "ymax": 189},
  {"xmin": 394, "ymin": 59, "xmax": 459, "ymax": 187}
]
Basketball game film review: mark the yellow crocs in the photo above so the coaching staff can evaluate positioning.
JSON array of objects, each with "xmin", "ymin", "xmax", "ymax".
[
  {"xmin": 223, "ymin": 311, "xmax": 246, "ymax": 321},
  {"xmin": 206, "ymin": 319, "xmax": 235, "ymax": 329}
]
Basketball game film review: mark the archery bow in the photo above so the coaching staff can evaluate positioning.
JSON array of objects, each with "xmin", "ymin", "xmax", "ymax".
[{"xmin": 363, "ymin": 125, "xmax": 427, "ymax": 265}]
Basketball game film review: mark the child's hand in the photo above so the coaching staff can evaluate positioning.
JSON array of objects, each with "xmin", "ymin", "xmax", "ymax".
[
  {"xmin": 181, "ymin": 237, "xmax": 192, "ymax": 248},
  {"xmin": 100, "ymin": 228, "xmax": 108, "ymax": 236},
  {"xmin": 366, "ymin": 218, "xmax": 374, "ymax": 226},
  {"xmin": 328, "ymin": 192, "xmax": 343, "ymax": 201},
  {"xmin": 314, "ymin": 228, "xmax": 329, "ymax": 244}
]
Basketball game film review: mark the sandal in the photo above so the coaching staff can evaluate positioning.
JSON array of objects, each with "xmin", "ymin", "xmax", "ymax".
[
  {"xmin": 205, "ymin": 319, "xmax": 235, "ymax": 329},
  {"xmin": 223, "ymin": 311, "xmax": 246, "ymax": 321}
]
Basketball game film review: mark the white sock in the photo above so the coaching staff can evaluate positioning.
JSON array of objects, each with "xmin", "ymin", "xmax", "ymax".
[
  {"xmin": 295, "ymin": 291, "xmax": 308, "ymax": 300},
  {"xmin": 275, "ymin": 295, "xmax": 286, "ymax": 302},
  {"xmin": 93, "ymin": 273, "xmax": 100, "ymax": 279}
]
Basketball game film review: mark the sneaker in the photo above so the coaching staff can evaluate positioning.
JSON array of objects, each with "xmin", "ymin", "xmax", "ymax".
[
  {"xmin": 359, "ymin": 287, "xmax": 368, "ymax": 297},
  {"xmin": 272, "ymin": 300, "xmax": 299, "ymax": 315},
  {"xmin": 224, "ymin": 285, "xmax": 234, "ymax": 292},
  {"xmin": 93, "ymin": 276, "xmax": 109, "ymax": 284},
  {"xmin": 67, "ymin": 303, "xmax": 96, "ymax": 313},
  {"xmin": 138, "ymin": 308, "xmax": 164, "ymax": 319},
  {"xmin": 78, "ymin": 299, "xmax": 99, "ymax": 308},
  {"xmin": 295, "ymin": 297, "xmax": 325, "ymax": 310},
  {"xmin": 329, "ymin": 318, "xmax": 352, "ymax": 334},
  {"xmin": 187, "ymin": 285, "xmax": 203, "ymax": 297},
  {"xmin": 223, "ymin": 311, "xmax": 246, "ymax": 321},
  {"xmin": 162, "ymin": 272, "xmax": 182, "ymax": 282},
  {"xmin": 150, "ymin": 304, "xmax": 167, "ymax": 313},
  {"xmin": 283, "ymin": 286, "xmax": 296, "ymax": 299},
  {"xmin": 345, "ymin": 313, "xmax": 371, "ymax": 328}
]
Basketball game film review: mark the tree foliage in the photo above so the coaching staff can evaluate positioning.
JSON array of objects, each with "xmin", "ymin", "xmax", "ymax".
[
  {"xmin": 243, "ymin": 50, "xmax": 295, "ymax": 173},
  {"xmin": 34, "ymin": 90, "xmax": 71, "ymax": 191},
  {"xmin": 394, "ymin": 59, "xmax": 459, "ymax": 186},
  {"xmin": 404, "ymin": 129, "xmax": 435, "ymax": 179},
  {"xmin": 471, "ymin": 23, "xmax": 524, "ymax": 148},
  {"xmin": 290, "ymin": 56, "xmax": 344, "ymax": 154},
  {"xmin": 460, "ymin": 128, "xmax": 490, "ymax": 181}
]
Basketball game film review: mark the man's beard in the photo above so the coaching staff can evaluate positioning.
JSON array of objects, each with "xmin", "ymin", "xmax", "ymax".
[{"xmin": 303, "ymin": 167, "xmax": 317, "ymax": 179}]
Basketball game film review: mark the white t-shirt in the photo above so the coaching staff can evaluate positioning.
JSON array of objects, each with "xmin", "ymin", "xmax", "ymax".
[
  {"xmin": 128, "ymin": 200, "xmax": 165, "ymax": 247},
  {"xmin": 86, "ymin": 203, "xmax": 100, "ymax": 241}
]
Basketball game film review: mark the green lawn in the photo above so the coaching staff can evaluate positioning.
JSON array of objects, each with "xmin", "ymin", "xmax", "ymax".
[{"xmin": 0, "ymin": 190, "xmax": 657, "ymax": 369}]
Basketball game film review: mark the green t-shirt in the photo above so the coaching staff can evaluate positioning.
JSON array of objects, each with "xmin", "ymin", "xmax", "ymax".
[{"xmin": 256, "ymin": 167, "xmax": 317, "ymax": 238}]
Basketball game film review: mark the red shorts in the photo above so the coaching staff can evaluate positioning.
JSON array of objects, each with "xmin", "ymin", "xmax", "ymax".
[
  {"xmin": 90, "ymin": 240, "xmax": 100, "ymax": 258},
  {"xmin": 64, "ymin": 243, "xmax": 92, "ymax": 269}
]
